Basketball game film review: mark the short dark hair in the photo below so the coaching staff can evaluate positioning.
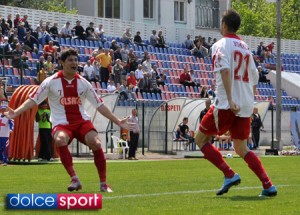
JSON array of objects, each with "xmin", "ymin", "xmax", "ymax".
[
  {"xmin": 60, "ymin": 48, "xmax": 78, "ymax": 62},
  {"xmin": 222, "ymin": 10, "xmax": 241, "ymax": 33}
]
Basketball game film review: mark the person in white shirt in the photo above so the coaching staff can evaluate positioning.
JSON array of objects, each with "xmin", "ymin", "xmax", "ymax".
[
  {"xmin": 195, "ymin": 10, "xmax": 277, "ymax": 197},
  {"xmin": 60, "ymin": 22, "xmax": 72, "ymax": 38},
  {"xmin": 107, "ymin": 77, "xmax": 117, "ymax": 93},
  {"xmin": 135, "ymin": 64, "xmax": 144, "ymax": 81},
  {"xmin": 83, "ymin": 60, "xmax": 98, "ymax": 82},
  {"xmin": 95, "ymin": 24, "xmax": 105, "ymax": 41}
]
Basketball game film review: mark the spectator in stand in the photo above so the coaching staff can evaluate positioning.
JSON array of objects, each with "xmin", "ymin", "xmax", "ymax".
[
  {"xmin": 13, "ymin": 13, "xmax": 21, "ymax": 28},
  {"xmin": 150, "ymin": 64, "xmax": 159, "ymax": 77},
  {"xmin": 60, "ymin": 22, "xmax": 72, "ymax": 38},
  {"xmin": 266, "ymin": 42, "xmax": 275, "ymax": 58},
  {"xmin": 95, "ymin": 49, "xmax": 112, "ymax": 84},
  {"xmin": 37, "ymin": 56, "xmax": 45, "ymax": 71},
  {"xmin": 49, "ymin": 22, "xmax": 59, "ymax": 40},
  {"xmin": 185, "ymin": 34, "xmax": 194, "ymax": 50},
  {"xmin": 45, "ymin": 21, "xmax": 51, "ymax": 32},
  {"xmin": 86, "ymin": 22, "xmax": 97, "ymax": 40},
  {"xmin": 110, "ymin": 40, "xmax": 119, "ymax": 51},
  {"xmin": 180, "ymin": 67, "xmax": 196, "ymax": 87},
  {"xmin": 10, "ymin": 37, "xmax": 19, "ymax": 50},
  {"xmin": 150, "ymin": 30, "xmax": 158, "ymax": 47},
  {"xmin": 107, "ymin": 76, "xmax": 117, "ymax": 93},
  {"xmin": 73, "ymin": 20, "xmax": 86, "ymax": 40},
  {"xmin": 43, "ymin": 40, "xmax": 57, "ymax": 61},
  {"xmin": 135, "ymin": 64, "xmax": 144, "ymax": 82},
  {"xmin": 39, "ymin": 19, "xmax": 44, "ymax": 28},
  {"xmin": 266, "ymin": 42, "xmax": 275, "ymax": 54},
  {"xmin": 150, "ymin": 71, "xmax": 162, "ymax": 95},
  {"xmin": 258, "ymin": 66, "xmax": 270, "ymax": 85},
  {"xmin": 44, "ymin": 56, "xmax": 54, "ymax": 76},
  {"xmin": 112, "ymin": 59, "xmax": 124, "ymax": 85},
  {"xmin": 109, "ymin": 49, "xmax": 115, "ymax": 65},
  {"xmin": 83, "ymin": 60, "xmax": 98, "ymax": 83},
  {"xmin": 257, "ymin": 42, "xmax": 267, "ymax": 62},
  {"xmin": 128, "ymin": 109, "xmax": 140, "ymax": 160},
  {"xmin": 119, "ymin": 79, "xmax": 136, "ymax": 101},
  {"xmin": 200, "ymin": 99, "xmax": 211, "ymax": 123},
  {"xmin": 114, "ymin": 47, "xmax": 122, "ymax": 62},
  {"xmin": 200, "ymin": 86, "xmax": 209, "ymax": 98},
  {"xmin": 120, "ymin": 44, "xmax": 129, "ymax": 64},
  {"xmin": 1, "ymin": 18, "xmax": 10, "ymax": 35},
  {"xmin": 207, "ymin": 85, "xmax": 216, "ymax": 98},
  {"xmin": 157, "ymin": 30, "xmax": 167, "ymax": 48},
  {"xmin": 95, "ymin": 24, "xmax": 105, "ymax": 42},
  {"xmin": 141, "ymin": 50, "xmax": 149, "ymax": 64},
  {"xmin": 17, "ymin": 22, "xmax": 27, "ymax": 43},
  {"xmin": 128, "ymin": 56, "xmax": 139, "ymax": 73},
  {"xmin": 127, "ymin": 71, "xmax": 137, "ymax": 92},
  {"xmin": 11, "ymin": 43, "xmax": 28, "ymax": 70},
  {"xmin": 21, "ymin": 14, "xmax": 31, "ymax": 31},
  {"xmin": 142, "ymin": 56, "xmax": 152, "ymax": 73},
  {"xmin": 134, "ymin": 31, "xmax": 147, "ymax": 46},
  {"xmin": 207, "ymin": 37, "xmax": 213, "ymax": 47},
  {"xmin": 138, "ymin": 72, "xmax": 153, "ymax": 94},
  {"xmin": 127, "ymin": 48, "xmax": 136, "ymax": 63},
  {"xmin": 23, "ymin": 30, "xmax": 39, "ymax": 53},
  {"xmin": 32, "ymin": 26, "xmax": 42, "ymax": 41},
  {"xmin": 157, "ymin": 70, "xmax": 166, "ymax": 86},
  {"xmin": 122, "ymin": 28, "xmax": 133, "ymax": 45},
  {"xmin": 1, "ymin": 36, "xmax": 12, "ymax": 57},
  {"xmin": 6, "ymin": 14, "xmax": 13, "ymax": 29}
]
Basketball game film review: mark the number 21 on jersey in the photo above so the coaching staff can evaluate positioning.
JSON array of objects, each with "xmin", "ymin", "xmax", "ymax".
[{"xmin": 234, "ymin": 51, "xmax": 250, "ymax": 83}]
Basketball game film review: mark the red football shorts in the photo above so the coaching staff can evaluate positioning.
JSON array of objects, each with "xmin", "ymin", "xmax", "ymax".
[
  {"xmin": 199, "ymin": 106, "xmax": 250, "ymax": 140},
  {"xmin": 52, "ymin": 120, "xmax": 97, "ymax": 144}
]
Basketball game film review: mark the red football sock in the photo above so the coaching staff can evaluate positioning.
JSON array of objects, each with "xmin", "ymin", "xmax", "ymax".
[
  {"xmin": 244, "ymin": 151, "xmax": 272, "ymax": 189},
  {"xmin": 93, "ymin": 148, "xmax": 106, "ymax": 183},
  {"xmin": 58, "ymin": 145, "xmax": 76, "ymax": 177},
  {"xmin": 201, "ymin": 143, "xmax": 235, "ymax": 178}
]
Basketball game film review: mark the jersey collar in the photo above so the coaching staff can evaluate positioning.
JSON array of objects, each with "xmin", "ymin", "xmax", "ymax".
[{"xmin": 224, "ymin": 33, "xmax": 241, "ymax": 40}]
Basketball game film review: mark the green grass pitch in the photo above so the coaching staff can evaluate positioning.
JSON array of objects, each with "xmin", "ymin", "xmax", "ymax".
[{"xmin": 1, "ymin": 157, "xmax": 300, "ymax": 215}]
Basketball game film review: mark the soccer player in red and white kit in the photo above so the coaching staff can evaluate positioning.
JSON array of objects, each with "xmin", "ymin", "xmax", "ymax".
[
  {"xmin": 5, "ymin": 48, "xmax": 135, "ymax": 193},
  {"xmin": 195, "ymin": 10, "xmax": 277, "ymax": 197}
]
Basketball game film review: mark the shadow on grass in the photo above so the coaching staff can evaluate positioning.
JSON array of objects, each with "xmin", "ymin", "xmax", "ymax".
[{"xmin": 228, "ymin": 195, "xmax": 273, "ymax": 201}]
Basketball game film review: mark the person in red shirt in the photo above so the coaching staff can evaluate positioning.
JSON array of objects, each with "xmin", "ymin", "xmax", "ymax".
[
  {"xmin": 266, "ymin": 42, "xmax": 275, "ymax": 58},
  {"xmin": 43, "ymin": 40, "xmax": 57, "ymax": 61},
  {"xmin": 179, "ymin": 67, "xmax": 196, "ymax": 87},
  {"xmin": 127, "ymin": 71, "xmax": 137, "ymax": 92}
]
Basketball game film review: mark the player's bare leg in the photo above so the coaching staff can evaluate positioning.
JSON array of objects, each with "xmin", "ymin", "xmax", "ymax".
[
  {"xmin": 85, "ymin": 130, "xmax": 112, "ymax": 192},
  {"xmin": 195, "ymin": 131, "xmax": 240, "ymax": 195},
  {"xmin": 233, "ymin": 139, "xmax": 277, "ymax": 197}
]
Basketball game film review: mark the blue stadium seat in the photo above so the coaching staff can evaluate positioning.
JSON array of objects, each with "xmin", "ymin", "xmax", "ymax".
[
  {"xmin": 31, "ymin": 68, "xmax": 37, "ymax": 77},
  {"xmin": 65, "ymin": 38, "xmax": 71, "ymax": 46},
  {"xmin": 156, "ymin": 93, "xmax": 162, "ymax": 100},
  {"xmin": 71, "ymin": 38, "xmax": 76, "ymax": 46},
  {"xmin": 101, "ymin": 82, "xmax": 107, "ymax": 89},
  {"xmin": 6, "ymin": 68, "xmax": 13, "ymax": 77},
  {"xmin": 60, "ymin": 38, "xmax": 66, "ymax": 45},
  {"xmin": 23, "ymin": 77, "xmax": 30, "ymax": 85}
]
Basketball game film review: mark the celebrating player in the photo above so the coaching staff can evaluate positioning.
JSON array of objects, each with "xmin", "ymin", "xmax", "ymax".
[
  {"xmin": 195, "ymin": 10, "xmax": 277, "ymax": 197},
  {"xmin": 5, "ymin": 48, "xmax": 135, "ymax": 192}
]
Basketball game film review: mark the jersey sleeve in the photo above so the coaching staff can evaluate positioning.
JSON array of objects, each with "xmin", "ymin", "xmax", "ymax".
[
  {"xmin": 29, "ymin": 78, "xmax": 50, "ymax": 105},
  {"xmin": 212, "ymin": 41, "xmax": 230, "ymax": 73},
  {"xmin": 249, "ymin": 55, "xmax": 259, "ymax": 86},
  {"xmin": 85, "ymin": 80, "xmax": 104, "ymax": 108}
]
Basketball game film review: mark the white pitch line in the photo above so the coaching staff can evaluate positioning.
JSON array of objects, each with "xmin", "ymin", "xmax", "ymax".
[{"xmin": 103, "ymin": 184, "xmax": 292, "ymax": 200}]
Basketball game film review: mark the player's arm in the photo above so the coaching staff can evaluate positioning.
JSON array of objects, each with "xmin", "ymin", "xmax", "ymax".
[
  {"xmin": 97, "ymin": 104, "xmax": 135, "ymax": 131},
  {"xmin": 220, "ymin": 68, "xmax": 240, "ymax": 114},
  {"xmin": 6, "ymin": 99, "xmax": 37, "ymax": 119}
]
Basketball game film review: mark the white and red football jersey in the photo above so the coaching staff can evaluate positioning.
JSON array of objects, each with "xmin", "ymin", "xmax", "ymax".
[
  {"xmin": 30, "ymin": 71, "xmax": 104, "ymax": 127},
  {"xmin": 211, "ymin": 34, "xmax": 259, "ymax": 117}
]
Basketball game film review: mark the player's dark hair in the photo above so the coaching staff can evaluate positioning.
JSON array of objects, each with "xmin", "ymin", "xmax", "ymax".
[
  {"xmin": 60, "ymin": 48, "xmax": 78, "ymax": 62},
  {"xmin": 222, "ymin": 10, "xmax": 241, "ymax": 33}
]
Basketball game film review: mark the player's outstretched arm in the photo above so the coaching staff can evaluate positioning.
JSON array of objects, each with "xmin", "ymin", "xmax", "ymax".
[
  {"xmin": 97, "ymin": 104, "xmax": 135, "ymax": 131},
  {"xmin": 5, "ymin": 99, "xmax": 36, "ymax": 119}
]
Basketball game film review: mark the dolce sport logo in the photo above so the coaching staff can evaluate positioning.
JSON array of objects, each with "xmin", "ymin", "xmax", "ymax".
[{"xmin": 7, "ymin": 194, "xmax": 102, "ymax": 210}]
